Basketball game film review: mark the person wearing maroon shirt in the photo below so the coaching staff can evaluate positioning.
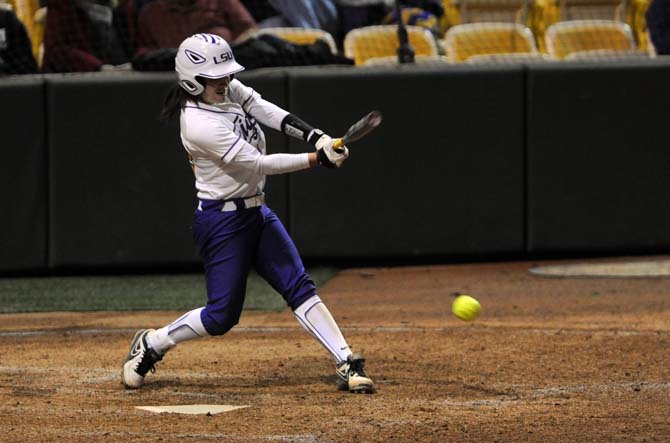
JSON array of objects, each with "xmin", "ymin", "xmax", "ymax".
[
  {"xmin": 129, "ymin": 0, "xmax": 352, "ymax": 71},
  {"xmin": 43, "ymin": 0, "xmax": 130, "ymax": 73},
  {"xmin": 133, "ymin": 0, "xmax": 255, "ymax": 60}
]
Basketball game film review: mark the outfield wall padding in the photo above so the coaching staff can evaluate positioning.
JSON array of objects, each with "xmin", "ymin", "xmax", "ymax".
[
  {"xmin": 2, "ymin": 62, "xmax": 670, "ymax": 272},
  {"xmin": 46, "ymin": 73, "xmax": 197, "ymax": 267},
  {"xmin": 526, "ymin": 61, "xmax": 670, "ymax": 254},
  {"xmin": 0, "ymin": 77, "xmax": 47, "ymax": 272},
  {"xmin": 286, "ymin": 66, "xmax": 526, "ymax": 258}
]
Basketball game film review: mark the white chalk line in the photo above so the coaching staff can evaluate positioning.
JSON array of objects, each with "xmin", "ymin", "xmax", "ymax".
[
  {"xmin": 439, "ymin": 381, "xmax": 670, "ymax": 407},
  {"xmin": 54, "ymin": 431, "xmax": 322, "ymax": 442},
  {"xmin": 0, "ymin": 325, "xmax": 668, "ymax": 338}
]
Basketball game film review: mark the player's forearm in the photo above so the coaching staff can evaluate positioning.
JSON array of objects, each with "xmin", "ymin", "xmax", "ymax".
[
  {"xmin": 249, "ymin": 152, "xmax": 313, "ymax": 175},
  {"xmin": 280, "ymin": 114, "xmax": 324, "ymax": 145},
  {"xmin": 307, "ymin": 152, "xmax": 318, "ymax": 168}
]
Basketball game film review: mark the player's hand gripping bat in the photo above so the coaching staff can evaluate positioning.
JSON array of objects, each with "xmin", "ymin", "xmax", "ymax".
[{"xmin": 333, "ymin": 111, "xmax": 383, "ymax": 151}]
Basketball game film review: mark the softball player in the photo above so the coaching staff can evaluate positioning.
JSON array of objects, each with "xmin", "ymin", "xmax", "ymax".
[{"xmin": 122, "ymin": 33, "xmax": 374, "ymax": 393}]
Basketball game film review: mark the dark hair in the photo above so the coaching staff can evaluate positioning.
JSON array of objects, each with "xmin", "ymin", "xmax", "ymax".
[
  {"xmin": 160, "ymin": 84, "xmax": 194, "ymax": 121},
  {"xmin": 160, "ymin": 74, "xmax": 214, "ymax": 121},
  {"xmin": 160, "ymin": 74, "xmax": 233, "ymax": 121}
]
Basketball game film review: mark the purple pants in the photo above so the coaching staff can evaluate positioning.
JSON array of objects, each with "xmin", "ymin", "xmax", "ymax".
[{"xmin": 192, "ymin": 201, "xmax": 316, "ymax": 336}]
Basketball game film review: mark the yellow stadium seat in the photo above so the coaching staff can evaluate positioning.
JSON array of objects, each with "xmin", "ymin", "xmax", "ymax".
[
  {"xmin": 443, "ymin": 0, "xmax": 551, "ymax": 52},
  {"xmin": 528, "ymin": 0, "xmax": 560, "ymax": 52},
  {"xmin": 532, "ymin": 0, "xmax": 639, "ymax": 52},
  {"xmin": 556, "ymin": 0, "xmax": 628, "ymax": 21},
  {"xmin": 545, "ymin": 19, "xmax": 636, "ymax": 58},
  {"xmin": 626, "ymin": 0, "xmax": 650, "ymax": 51},
  {"xmin": 9, "ymin": 0, "xmax": 41, "ymax": 59},
  {"xmin": 440, "ymin": 0, "xmax": 461, "ymax": 34},
  {"xmin": 563, "ymin": 48, "xmax": 648, "ymax": 59},
  {"xmin": 362, "ymin": 54, "xmax": 451, "ymax": 66},
  {"xmin": 251, "ymin": 27, "xmax": 338, "ymax": 55},
  {"xmin": 33, "ymin": 6, "xmax": 45, "ymax": 67},
  {"xmin": 343, "ymin": 25, "xmax": 439, "ymax": 66},
  {"xmin": 450, "ymin": 0, "xmax": 531, "ymax": 23},
  {"xmin": 444, "ymin": 22, "xmax": 538, "ymax": 61},
  {"xmin": 465, "ymin": 52, "xmax": 550, "ymax": 62}
]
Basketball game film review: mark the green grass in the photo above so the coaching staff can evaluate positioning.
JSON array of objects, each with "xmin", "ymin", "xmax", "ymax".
[{"xmin": 0, "ymin": 268, "xmax": 338, "ymax": 313}]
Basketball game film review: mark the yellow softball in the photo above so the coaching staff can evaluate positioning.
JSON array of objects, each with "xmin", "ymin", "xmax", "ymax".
[{"xmin": 452, "ymin": 295, "xmax": 481, "ymax": 321}]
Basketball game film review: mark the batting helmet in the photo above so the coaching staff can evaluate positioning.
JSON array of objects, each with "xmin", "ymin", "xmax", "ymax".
[{"xmin": 175, "ymin": 33, "xmax": 245, "ymax": 96}]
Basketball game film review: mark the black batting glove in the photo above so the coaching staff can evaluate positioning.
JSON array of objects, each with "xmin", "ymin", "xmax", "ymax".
[{"xmin": 317, "ymin": 148, "xmax": 336, "ymax": 168}]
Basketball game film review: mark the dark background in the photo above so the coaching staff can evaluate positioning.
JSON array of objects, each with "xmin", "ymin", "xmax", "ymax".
[{"xmin": 2, "ymin": 61, "xmax": 669, "ymax": 274}]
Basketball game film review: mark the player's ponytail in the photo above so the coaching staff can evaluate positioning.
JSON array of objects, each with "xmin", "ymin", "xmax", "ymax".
[{"xmin": 160, "ymin": 84, "xmax": 191, "ymax": 121}]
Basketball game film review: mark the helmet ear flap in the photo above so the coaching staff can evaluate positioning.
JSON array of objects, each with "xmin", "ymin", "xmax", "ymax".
[
  {"xmin": 180, "ymin": 80, "xmax": 200, "ymax": 94},
  {"xmin": 194, "ymin": 76, "xmax": 207, "ymax": 89}
]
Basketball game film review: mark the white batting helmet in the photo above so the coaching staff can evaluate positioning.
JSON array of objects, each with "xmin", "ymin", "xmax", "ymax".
[{"xmin": 175, "ymin": 33, "xmax": 245, "ymax": 96}]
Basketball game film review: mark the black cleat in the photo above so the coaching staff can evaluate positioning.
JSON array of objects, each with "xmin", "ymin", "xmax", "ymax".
[
  {"xmin": 122, "ymin": 329, "xmax": 163, "ymax": 389},
  {"xmin": 336, "ymin": 354, "xmax": 374, "ymax": 393}
]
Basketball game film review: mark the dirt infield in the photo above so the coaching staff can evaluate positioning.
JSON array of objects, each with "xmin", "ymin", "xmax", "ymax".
[{"xmin": 1, "ymin": 258, "xmax": 670, "ymax": 442}]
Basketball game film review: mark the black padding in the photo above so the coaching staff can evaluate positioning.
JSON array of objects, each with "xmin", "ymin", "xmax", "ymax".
[
  {"xmin": 286, "ymin": 66, "xmax": 525, "ymax": 258},
  {"xmin": 12, "ymin": 62, "xmax": 670, "ymax": 271},
  {"xmin": 527, "ymin": 61, "xmax": 670, "ymax": 253},
  {"xmin": 47, "ymin": 73, "xmax": 198, "ymax": 267},
  {"xmin": 0, "ymin": 77, "xmax": 47, "ymax": 272}
]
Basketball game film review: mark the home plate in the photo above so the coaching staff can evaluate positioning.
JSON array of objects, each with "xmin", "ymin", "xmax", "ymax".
[{"xmin": 136, "ymin": 404, "xmax": 249, "ymax": 415}]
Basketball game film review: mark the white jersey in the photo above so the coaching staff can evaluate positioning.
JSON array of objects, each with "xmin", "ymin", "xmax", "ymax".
[{"xmin": 180, "ymin": 79, "xmax": 295, "ymax": 201}]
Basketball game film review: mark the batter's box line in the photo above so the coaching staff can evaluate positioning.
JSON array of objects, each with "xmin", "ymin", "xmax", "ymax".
[
  {"xmin": 1, "ymin": 325, "xmax": 668, "ymax": 338},
  {"xmin": 437, "ymin": 381, "xmax": 670, "ymax": 408},
  {"xmin": 0, "ymin": 326, "xmax": 452, "ymax": 337}
]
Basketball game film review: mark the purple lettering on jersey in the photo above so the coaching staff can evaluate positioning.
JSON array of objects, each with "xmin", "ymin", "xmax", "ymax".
[{"xmin": 233, "ymin": 115, "xmax": 260, "ymax": 147}]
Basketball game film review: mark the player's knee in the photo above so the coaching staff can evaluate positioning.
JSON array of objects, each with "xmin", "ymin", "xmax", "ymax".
[
  {"xmin": 285, "ymin": 277, "xmax": 317, "ymax": 311},
  {"xmin": 200, "ymin": 309, "xmax": 241, "ymax": 336}
]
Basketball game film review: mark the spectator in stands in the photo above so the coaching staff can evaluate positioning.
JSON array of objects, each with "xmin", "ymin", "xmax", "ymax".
[
  {"xmin": 0, "ymin": 3, "xmax": 39, "ymax": 74},
  {"xmin": 336, "ymin": 0, "xmax": 390, "ymax": 39},
  {"xmin": 646, "ymin": 0, "xmax": 670, "ymax": 55},
  {"xmin": 335, "ymin": 1, "xmax": 443, "ymax": 43},
  {"xmin": 402, "ymin": 0, "xmax": 444, "ymax": 18},
  {"xmin": 383, "ymin": 0, "xmax": 444, "ymax": 36},
  {"xmin": 131, "ymin": 0, "xmax": 353, "ymax": 71},
  {"xmin": 250, "ymin": 0, "xmax": 339, "ymax": 37},
  {"xmin": 132, "ymin": 0, "xmax": 255, "ymax": 68},
  {"xmin": 238, "ymin": 0, "xmax": 277, "ymax": 24},
  {"xmin": 43, "ymin": 0, "xmax": 131, "ymax": 72}
]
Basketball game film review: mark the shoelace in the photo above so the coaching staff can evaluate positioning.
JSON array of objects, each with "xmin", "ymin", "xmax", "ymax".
[
  {"xmin": 136, "ymin": 352, "xmax": 158, "ymax": 375},
  {"xmin": 136, "ymin": 345, "xmax": 162, "ymax": 376},
  {"xmin": 349, "ymin": 359, "xmax": 368, "ymax": 377}
]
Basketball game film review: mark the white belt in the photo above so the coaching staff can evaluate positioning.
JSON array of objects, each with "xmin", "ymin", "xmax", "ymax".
[
  {"xmin": 197, "ymin": 194, "xmax": 265, "ymax": 212},
  {"xmin": 214, "ymin": 194, "xmax": 265, "ymax": 212},
  {"xmin": 224, "ymin": 194, "xmax": 264, "ymax": 211}
]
